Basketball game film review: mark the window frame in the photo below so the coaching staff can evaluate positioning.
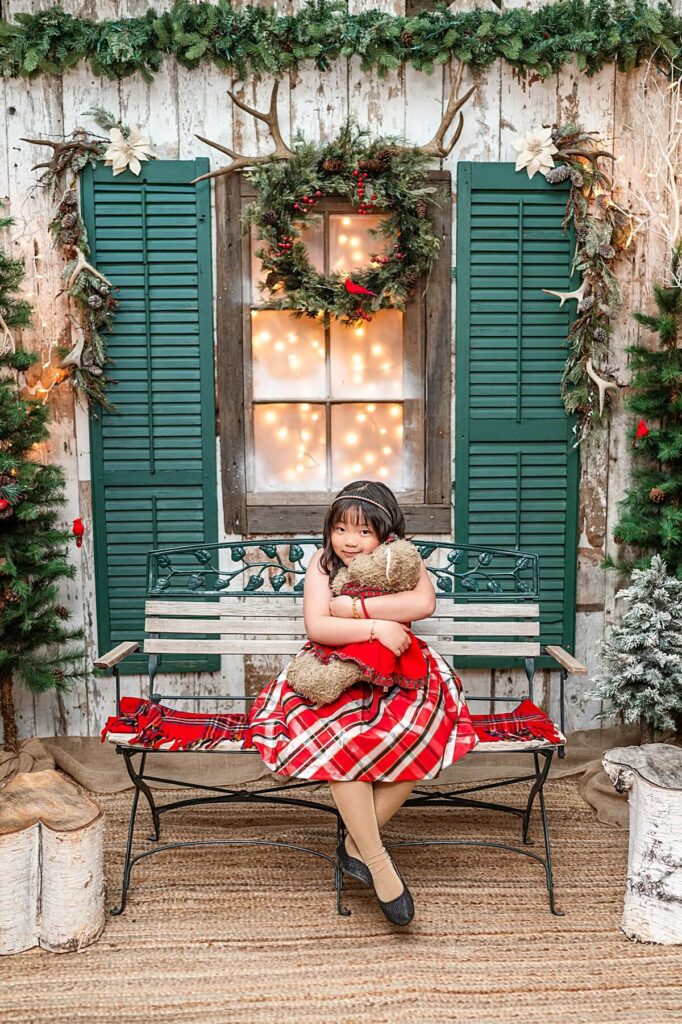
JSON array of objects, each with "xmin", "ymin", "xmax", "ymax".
[{"xmin": 215, "ymin": 169, "xmax": 452, "ymax": 535}]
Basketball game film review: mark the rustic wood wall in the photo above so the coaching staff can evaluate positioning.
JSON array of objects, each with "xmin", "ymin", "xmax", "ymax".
[{"xmin": 1, "ymin": 0, "xmax": 674, "ymax": 739}]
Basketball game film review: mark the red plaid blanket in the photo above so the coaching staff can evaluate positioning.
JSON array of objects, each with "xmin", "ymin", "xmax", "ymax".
[
  {"xmin": 102, "ymin": 696, "xmax": 562, "ymax": 751},
  {"xmin": 470, "ymin": 699, "xmax": 564, "ymax": 744},
  {"xmin": 101, "ymin": 697, "xmax": 250, "ymax": 751}
]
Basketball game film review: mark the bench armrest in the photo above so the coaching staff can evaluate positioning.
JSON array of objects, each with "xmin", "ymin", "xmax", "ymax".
[
  {"xmin": 94, "ymin": 641, "xmax": 139, "ymax": 670},
  {"xmin": 544, "ymin": 645, "xmax": 588, "ymax": 675}
]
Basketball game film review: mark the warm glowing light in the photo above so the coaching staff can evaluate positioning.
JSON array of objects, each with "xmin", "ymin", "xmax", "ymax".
[
  {"xmin": 382, "ymin": 446, "xmax": 392, "ymax": 455},
  {"xmin": 311, "ymin": 413, "xmax": 319, "ymax": 421},
  {"xmin": 296, "ymin": 463, "xmax": 304, "ymax": 473},
  {"xmin": 380, "ymin": 428, "xmax": 388, "ymax": 435},
  {"xmin": 394, "ymin": 425, "xmax": 403, "ymax": 437},
  {"xmin": 354, "ymin": 327, "xmax": 365, "ymax": 337},
  {"xmin": 356, "ymin": 413, "xmax": 367, "ymax": 423},
  {"xmin": 345, "ymin": 432, "xmax": 359, "ymax": 446},
  {"xmin": 350, "ymin": 236, "xmax": 360, "ymax": 246},
  {"xmin": 259, "ymin": 331, "xmax": 271, "ymax": 341},
  {"xmin": 371, "ymin": 344, "xmax": 383, "ymax": 355},
  {"xmin": 390, "ymin": 405, "xmax": 400, "ymax": 417},
  {"xmin": 301, "ymin": 403, "xmax": 311, "ymax": 411},
  {"xmin": 365, "ymin": 453, "xmax": 376, "ymax": 465},
  {"xmin": 301, "ymin": 430, "xmax": 311, "ymax": 442},
  {"xmin": 342, "ymin": 217, "xmax": 352, "ymax": 226},
  {"xmin": 277, "ymin": 427, "xmax": 288, "ymax": 440},
  {"xmin": 312, "ymin": 340, "xmax": 320, "ymax": 348},
  {"xmin": 288, "ymin": 355, "xmax": 300, "ymax": 369},
  {"xmin": 353, "ymin": 463, "xmax": 362, "ymax": 473},
  {"xmin": 382, "ymin": 362, "xmax": 392, "ymax": 371},
  {"xmin": 339, "ymin": 234, "xmax": 348, "ymax": 244},
  {"xmin": 265, "ymin": 411, "xmax": 276, "ymax": 424},
  {"xmin": 367, "ymin": 404, "xmax": 376, "ymax": 412},
  {"xmin": 379, "ymin": 467, "xmax": 389, "ymax": 478},
  {"xmin": 352, "ymin": 252, "xmax": 363, "ymax": 263},
  {"xmin": 287, "ymin": 332, "xmax": 298, "ymax": 342},
  {"xmin": 274, "ymin": 341, "xmax": 286, "ymax": 352}
]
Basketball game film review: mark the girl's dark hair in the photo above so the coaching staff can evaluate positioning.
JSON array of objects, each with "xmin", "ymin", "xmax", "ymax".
[{"xmin": 318, "ymin": 480, "xmax": 406, "ymax": 582}]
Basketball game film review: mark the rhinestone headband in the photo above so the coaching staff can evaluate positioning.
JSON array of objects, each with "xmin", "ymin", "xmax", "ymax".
[{"xmin": 330, "ymin": 494, "xmax": 390, "ymax": 516}]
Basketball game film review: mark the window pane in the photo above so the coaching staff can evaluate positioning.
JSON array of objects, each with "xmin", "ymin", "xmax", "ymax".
[
  {"xmin": 329, "ymin": 214, "xmax": 388, "ymax": 274},
  {"xmin": 253, "ymin": 403, "xmax": 327, "ymax": 491},
  {"xmin": 330, "ymin": 311, "xmax": 403, "ymax": 399},
  {"xmin": 331, "ymin": 403, "xmax": 405, "ymax": 490},
  {"xmin": 251, "ymin": 222, "xmax": 324, "ymax": 303},
  {"xmin": 251, "ymin": 310, "xmax": 325, "ymax": 399}
]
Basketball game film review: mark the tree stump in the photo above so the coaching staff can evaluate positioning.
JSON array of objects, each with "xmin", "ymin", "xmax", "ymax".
[
  {"xmin": 603, "ymin": 744, "xmax": 682, "ymax": 945},
  {"xmin": 0, "ymin": 769, "xmax": 105, "ymax": 954}
]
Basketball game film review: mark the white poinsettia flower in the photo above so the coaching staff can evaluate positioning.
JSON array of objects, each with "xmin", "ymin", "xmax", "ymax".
[
  {"xmin": 103, "ymin": 126, "xmax": 156, "ymax": 176},
  {"xmin": 512, "ymin": 126, "xmax": 558, "ymax": 179}
]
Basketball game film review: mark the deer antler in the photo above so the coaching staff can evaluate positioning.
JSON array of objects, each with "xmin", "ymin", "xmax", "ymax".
[
  {"xmin": 192, "ymin": 81, "xmax": 294, "ymax": 183},
  {"xmin": 417, "ymin": 63, "xmax": 476, "ymax": 159}
]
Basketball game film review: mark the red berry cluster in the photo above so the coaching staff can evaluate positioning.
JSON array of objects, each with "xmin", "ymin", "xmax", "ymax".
[
  {"xmin": 293, "ymin": 190, "xmax": 322, "ymax": 212},
  {"xmin": 352, "ymin": 170, "xmax": 378, "ymax": 214},
  {"xmin": 277, "ymin": 235, "xmax": 295, "ymax": 254},
  {"xmin": 354, "ymin": 308, "xmax": 373, "ymax": 322},
  {"xmin": 392, "ymin": 240, "xmax": 406, "ymax": 260}
]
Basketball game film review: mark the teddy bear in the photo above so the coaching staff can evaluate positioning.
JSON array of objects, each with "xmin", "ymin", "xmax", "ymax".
[{"xmin": 287, "ymin": 538, "xmax": 429, "ymax": 706}]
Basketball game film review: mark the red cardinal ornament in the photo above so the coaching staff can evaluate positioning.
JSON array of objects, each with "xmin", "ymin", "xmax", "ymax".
[
  {"xmin": 634, "ymin": 419, "xmax": 649, "ymax": 441},
  {"xmin": 344, "ymin": 278, "xmax": 376, "ymax": 297},
  {"xmin": 72, "ymin": 517, "xmax": 85, "ymax": 548}
]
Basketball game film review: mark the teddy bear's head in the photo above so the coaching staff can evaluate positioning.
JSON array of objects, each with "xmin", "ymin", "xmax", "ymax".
[{"xmin": 332, "ymin": 538, "xmax": 421, "ymax": 595}]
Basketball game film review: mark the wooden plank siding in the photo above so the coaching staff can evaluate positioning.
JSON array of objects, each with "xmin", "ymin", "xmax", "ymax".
[{"xmin": 0, "ymin": 0, "xmax": 669, "ymax": 736}]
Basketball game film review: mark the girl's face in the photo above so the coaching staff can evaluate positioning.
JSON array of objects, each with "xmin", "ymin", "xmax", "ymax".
[{"xmin": 330, "ymin": 513, "xmax": 380, "ymax": 565}]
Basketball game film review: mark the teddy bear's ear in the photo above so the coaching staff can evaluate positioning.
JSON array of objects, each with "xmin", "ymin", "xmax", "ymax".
[{"xmin": 386, "ymin": 539, "xmax": 422, "ymax": 589}]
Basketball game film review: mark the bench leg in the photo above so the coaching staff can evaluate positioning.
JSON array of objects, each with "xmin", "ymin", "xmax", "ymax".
[
  {"xmin": 110, "ymin": 770, "xmax": 143, "ymax": 917},
  {"xmin": 335, "ymin": 819, "xmax": 352, "ymax": 917},
  {"xmin": 521, "ymin": 749, "xmax": 553, "ymax": 846},
  {"xmin": 121, "ymin": 749, "xmax": 161, "ymax": 841}
]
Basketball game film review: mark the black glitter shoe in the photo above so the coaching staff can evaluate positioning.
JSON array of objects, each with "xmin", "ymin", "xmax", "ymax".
[
  {"xmin": 374, "ymin": 858, "xmax": 415, "ymax": 927},
  {"xmin": 336, "ymin": 839, "xmax": 372, "ymax": 887}
]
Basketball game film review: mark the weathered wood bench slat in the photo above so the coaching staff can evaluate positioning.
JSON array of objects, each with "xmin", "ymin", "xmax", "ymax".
[
  {"xmin": 144, "ymin": 616, "xmax": 541, "ymax": 638},
  {"xmin": 144, "ymin": 599, "xmax": 541, "ymax": 619},
  {"xmin": 143, "ymin": 638, "xmax": 543, "ymax": 657}
]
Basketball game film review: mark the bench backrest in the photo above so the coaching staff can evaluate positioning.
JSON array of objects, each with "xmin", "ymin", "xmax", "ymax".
[{"xmin": 143, "ymin": 539, "xmax": 541, "ymax": 701}]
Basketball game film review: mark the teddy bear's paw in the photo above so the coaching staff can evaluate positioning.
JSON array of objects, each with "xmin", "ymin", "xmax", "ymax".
[{"xmin": 287, "ymin": 654, "xmax": 363, "ymax": 706}]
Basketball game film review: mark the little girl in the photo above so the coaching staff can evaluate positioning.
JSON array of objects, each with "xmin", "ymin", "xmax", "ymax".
[{"xmin": 248, "ymin": 480, "xmax": 478, "ymax": 926}]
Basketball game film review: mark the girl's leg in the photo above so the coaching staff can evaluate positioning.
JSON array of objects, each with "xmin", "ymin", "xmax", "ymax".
[
  {"xmin": 328, "ymin": 780, "xmax": 404, "ymax": 902},
  {"xmin": 344, "ymin": 780, "xmax": 416, "ymax": 861}
]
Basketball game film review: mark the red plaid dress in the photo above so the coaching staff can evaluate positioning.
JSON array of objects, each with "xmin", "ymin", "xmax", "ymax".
[{"xmin": 247, "ymin": 639, "xmax": 479, "ymax": 782}]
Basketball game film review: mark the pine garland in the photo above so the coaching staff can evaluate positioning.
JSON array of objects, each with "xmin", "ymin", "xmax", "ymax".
[
  {"xmin": 244, "ymin": 123, "xmax": 440, "ymax": 323},
  {"xmin": 1, "ymin": 1, "xmax": 681, "ymax": 82}
]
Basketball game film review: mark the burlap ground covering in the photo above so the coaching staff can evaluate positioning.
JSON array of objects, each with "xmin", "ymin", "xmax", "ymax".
[{"xmin": 2, "ymin": 780, "xmax": 681, "ymax": 1024}]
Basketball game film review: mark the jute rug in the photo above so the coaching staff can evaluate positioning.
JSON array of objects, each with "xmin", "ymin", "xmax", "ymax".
[{"xmin": 2, "ymin": 780, "xmax": 681, "ymax": 1024}]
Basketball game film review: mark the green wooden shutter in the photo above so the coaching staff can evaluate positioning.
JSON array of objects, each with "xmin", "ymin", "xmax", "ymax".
[
  {"xmin": 82, "ymin": 160, "xmax": 218, "ymax": 674},
  {"xmin": 455, "ymin": 162, "xmax": 579, "ymax": 666}
]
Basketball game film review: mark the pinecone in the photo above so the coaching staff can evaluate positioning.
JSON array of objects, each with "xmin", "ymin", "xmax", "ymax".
[
  {"xmin": 593, "ymin": 326, "xmax": 608, "ymax": 344},
  {"xmin": 649, "ymin": 487, "xmax": 665, "ymax": 503},
  {"xmin": 55, "ymin": 605, "xmax": 70, "ymax": 620},
  {"xmin": 401, "ymin": 30, "xmax": 414, "ymax": 47},
  {"xmin": 53, "ymin": 668, "xmax": 66, "ymax": 683},
  {"xmin": 545, "ymin": 164, "xmax": 571, "ymax": 184},
  {"xmin": 59, "ymin": 189, "xmax": 78, "ymax": 211},
  {"xmin": 261, "ymin": 210, "xmax": 279, "ymax": 227},
  {"xmin": 358, "ymin": 157, "xmax": 382, "ymax": 173},
  {"xmin": 570, "ymin": 169, "xmax": 584, "ymax": 187},
  {"xmin": 415, "ymin": 199, "xmax": 428, "ymax": 219},
  {"xmin": 60, "ymin": 212, "xmax": 77, "ymax": 229},
  {"xmin": 613, "ymin": 534, "xmax": 624, "ymax": 545},
  {"xmin": 599, "ymin": 242, "xmax": 616, "ymax": 260},
  {"xmin": 281, "ymin": 38, "xmax": 294, "ymax": 53},
  {"xmin": 265, "ymin": 270, "xmax": 282, "ymax": 290},
  {"xmin": 87, "ymin": 294, "xmax": 103, "ymax": 309},
  {"xmin": 60, "ymin": 230, "xmax": 78, "ymax": 246},
  {"xmin": 375, "ymin": 148, "xmax": 398, "ymax": 171},
  {"xmin": 403, "ymin": 268, "xmax": 419, "ymax": 288},
  {"xmin": 322, "ymin": 157, "xmax": 345, "ymax": 173}
]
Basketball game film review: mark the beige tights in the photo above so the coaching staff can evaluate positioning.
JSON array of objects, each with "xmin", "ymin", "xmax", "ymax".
[{"xmin": 328, "ymin": 779, "xmax": 415, "ymax": 902}]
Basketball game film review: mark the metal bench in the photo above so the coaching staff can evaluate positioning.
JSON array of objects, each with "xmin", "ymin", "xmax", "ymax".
[{"xmin": 96, "ymin": 538, "xmax": 587, "ymax": 917}]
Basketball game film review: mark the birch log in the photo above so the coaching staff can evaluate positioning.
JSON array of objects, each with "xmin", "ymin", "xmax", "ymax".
[
  {"xmin": 603, "ymin": 744, "xmax": 682, "ymax": 945},
  {"xmin": 0, "ymin": 769, "xmax": 105, "ymax": 954}
]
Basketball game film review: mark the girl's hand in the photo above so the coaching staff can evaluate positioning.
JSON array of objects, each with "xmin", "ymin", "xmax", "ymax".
[
  {"xmin": 329, "ymin": 596, "xmax": 354, "ymax": 618},
  {"xmin": 373, "ymin": 620, "xmax": 411, "ymax": 657}
]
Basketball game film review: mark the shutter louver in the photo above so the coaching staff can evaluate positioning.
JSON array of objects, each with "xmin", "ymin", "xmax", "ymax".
[
  {"xmin": 455, "ymin": 163, "xmax": 579, "ymax": 664},
  {"xmin": 82, "ymin": 161, "xmax": 218, "ymax": 674}
]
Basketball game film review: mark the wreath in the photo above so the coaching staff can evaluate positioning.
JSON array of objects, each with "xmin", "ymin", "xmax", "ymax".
[{"xmin": 243, "ymin": 123, "xmax": 442, "ymax": 324}]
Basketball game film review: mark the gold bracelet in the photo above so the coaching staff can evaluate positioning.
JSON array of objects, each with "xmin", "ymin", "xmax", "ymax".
[
  {"xmin": 352, "ymin": 597, "xmax": 361, "ymax": 619},
  {"xmin": 368, "ymin": 620, "xmax": 376, "ymax": 642}
]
